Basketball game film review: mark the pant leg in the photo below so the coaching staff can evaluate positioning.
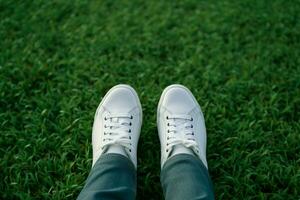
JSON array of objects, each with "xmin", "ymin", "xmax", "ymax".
[
  {"xmin": 77, "ymin": 153, "xmax": 136, "ymax": 200},
  {"xmin": 161, "ymin": 154, "xmax": 214, "ymax": 200}
]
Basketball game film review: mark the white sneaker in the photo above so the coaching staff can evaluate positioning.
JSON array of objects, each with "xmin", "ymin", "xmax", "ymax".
[
  {"xmin": 157, "ymin": 84, "xmax": 208, "ymax": 169},
  {"xmin": 92, "ymin": 84, "xmax": 142, "ymax": 168}
]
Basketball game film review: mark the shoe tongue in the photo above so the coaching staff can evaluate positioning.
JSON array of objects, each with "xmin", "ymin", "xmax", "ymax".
[
  {"xmin": 105, "ymin": 144, "xmax": 128, "ymax": 158},
  {"xmin": 172, "ymin": 117, "xmax": 187, "ymax": 125},
  {"xmin": 111, "ymin": 116, "xmax": 127, "ymax": 127},
  {"xmin": 111, "ymin": 117, "xmax": 118, "ymax": 123},
  {"xmin": 169, "ymin": 144, "xmax": 194, "ymax": 158}
]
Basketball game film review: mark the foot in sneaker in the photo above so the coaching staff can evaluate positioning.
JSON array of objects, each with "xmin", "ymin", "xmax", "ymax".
[
  {"xmin": 157, "ymin": 84, "xmax": 208, "ymax": 169},
  {"xmin": 92, "ymin": 84, "xmax": 142, "ymax": 168}
]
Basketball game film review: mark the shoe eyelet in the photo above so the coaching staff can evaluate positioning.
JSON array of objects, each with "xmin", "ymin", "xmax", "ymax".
[
  {"xmin": 191, "ymin": 125, "xmax": 193, "ymax": 128},
  {"xmin": 166, "ymin": 149, "xmax": 169, "ymax": 152},
  {"xmin": 167, "ymin": 130, "xmax": 170, "ymax": 133},
  {"xmin": 129, "ymin": 122, "xmax": 132, "ymax": 126},
  {"xmin": 167, "ymin": 123, "xmax": 169, "ymax": 126},
  {"xmin": 166, "ymin": 116, "xmax": 169, "ymax": 120},
  {"xmin": 129, "ymin": 149, "xmax": 132, "ymax": 152},
  {"xmin": 191, "ymin": 118, "xmax": 193, "ymax": 121},
  {"xmin": 167, "ymin": 143, "xmax": 169, "ymax": 146},
  {"xmin": 130, "ymin": 115, "xmax": 133, "ymax": 119},
  {"xmin": 129, "ymin": 129, "xmax": 131, "ymax": 133},
  {"xmin": 104, "ymin": 117, "xmax": 107, "ymax": 121},
  {"xmin": 129, "ymin": 136, "xmax": 131, "ymax": 139}
]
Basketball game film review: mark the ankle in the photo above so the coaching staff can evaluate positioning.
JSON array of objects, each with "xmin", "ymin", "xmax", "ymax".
[
  {"xmin": 105, "ymin": 145, "xmax": 128, "ymax": 158},
  {"xmin": 169, "ymin": 144, "xmax": 195, "ymax": 158}
]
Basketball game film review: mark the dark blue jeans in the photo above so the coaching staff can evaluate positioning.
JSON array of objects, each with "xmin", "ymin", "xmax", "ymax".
[{"xmin": 77, "ymin": 153, "xmax": 214, "ymax": 200}]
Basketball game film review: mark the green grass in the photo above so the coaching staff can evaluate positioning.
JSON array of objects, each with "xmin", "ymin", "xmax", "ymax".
[{"xmin": 1, "ymin": 0, "xmax": 300, "ymax": 199}]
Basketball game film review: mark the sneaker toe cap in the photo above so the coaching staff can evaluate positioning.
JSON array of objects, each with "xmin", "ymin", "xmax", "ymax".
[
  {"xmin": 161, "ymin": 85, "xmax": 198, "ymax": 114},
  {"xmin": 102, "ymin": 85, "xmax": 139, "ymax": 113}
]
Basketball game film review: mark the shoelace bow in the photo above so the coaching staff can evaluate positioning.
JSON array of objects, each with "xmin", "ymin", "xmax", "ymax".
[
  {"xmin": 102, "ymin": 113, "xmax": 133, "ymax": 152},
  {"xmin": 166, "ymin": 114, "xmax": 199, "ymax": 156}
]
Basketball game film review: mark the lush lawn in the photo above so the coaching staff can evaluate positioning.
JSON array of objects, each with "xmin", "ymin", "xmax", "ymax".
[{"xmin": 1, "ymin": 0, "xmax": 300, "ymax": 199}]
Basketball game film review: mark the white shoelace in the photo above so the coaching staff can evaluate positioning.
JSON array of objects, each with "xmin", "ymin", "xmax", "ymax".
[
  {"xmin": 102, "ymin": 113, "xmax": 133, "ymax": 152},
  {"xmin": 166, "ymin": 114, "xmax": 199, "ymax": 156}
]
